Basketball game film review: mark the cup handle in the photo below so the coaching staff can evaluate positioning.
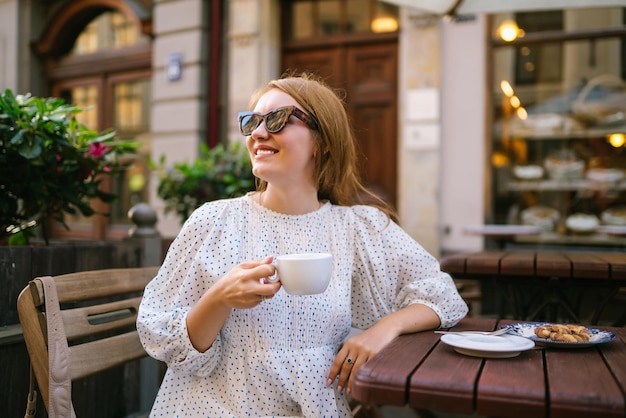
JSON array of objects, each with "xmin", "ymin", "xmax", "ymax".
[{"xmin": 266, "ymin": 259, "xmax": 279, "ymax": 283}]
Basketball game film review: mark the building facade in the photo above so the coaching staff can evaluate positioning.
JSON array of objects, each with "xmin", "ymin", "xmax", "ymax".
[{"xmin": 2, "ymin": 0, "xmax": 624, "ymax": 256}]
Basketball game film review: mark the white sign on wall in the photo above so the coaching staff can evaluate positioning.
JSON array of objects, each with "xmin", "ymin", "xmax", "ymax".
[
  {"xmin": 406, "ymin": 88, "xmax": 440, "ymax": 121},
  {"xmin": 404, "ymin": 123, "xmax": 440, "ymax": 150}
]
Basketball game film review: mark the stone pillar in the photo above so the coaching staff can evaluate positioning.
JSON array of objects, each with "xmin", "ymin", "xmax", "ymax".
[
  {"xmin": 127, "ymin": 202, "xmax": 161, "ymax": 267},
  {"xmin": 227, "ymin": 0, "xmax": 281, "ymax": 141},
  {"xmin": 151, "ymin": 0, "xmax": 208, "ymax": 238},
  {"xmin": 0, "ymin": 0, "xmax": 19, "ymax": 91},
  {"xmin": 397, "ymin": 10, "xmax": 443, "ymax": 256}
]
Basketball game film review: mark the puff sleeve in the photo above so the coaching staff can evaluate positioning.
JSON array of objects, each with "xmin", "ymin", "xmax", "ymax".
[
  {"xmin": 348, "ymin": 206, "xmax": 468, "ymax": 330},
  {"xmin": 137, "ymin": 202, "xmax": 227, "ymax": 377}
]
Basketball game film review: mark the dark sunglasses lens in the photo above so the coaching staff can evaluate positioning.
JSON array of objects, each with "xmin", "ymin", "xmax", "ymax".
[
  {"xmin": 240, "ymin": 114, "xmax": 262, "ymax": 135},
  {"xmin": 264, "ymin": 108, "xmax": 291, "ymax": 133}
]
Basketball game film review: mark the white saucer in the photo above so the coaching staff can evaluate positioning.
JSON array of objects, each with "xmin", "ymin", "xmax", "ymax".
[{"xmin": 440, "ymin": 333, "xmax": 535, "ymax": 358}]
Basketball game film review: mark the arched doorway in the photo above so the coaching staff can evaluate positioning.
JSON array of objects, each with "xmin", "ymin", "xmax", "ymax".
[
  {"xmin": 34, "ymin": 0, "xmax": 152, "ymax": 240},
  {"xmin": 281, "ymin": 0, "xmax": 399, "ymax": 206}
]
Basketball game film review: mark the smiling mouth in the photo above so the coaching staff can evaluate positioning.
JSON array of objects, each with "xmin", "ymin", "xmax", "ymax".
[{"xmin": 256, "ymin": 149, "xmax": 277, "ymax": 156}]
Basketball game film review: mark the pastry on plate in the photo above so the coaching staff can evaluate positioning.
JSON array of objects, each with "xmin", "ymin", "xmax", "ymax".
[
  {"xmin": 534, "ymin": 324, "xmax": 590, "ymax": 342},
  {"xmin": 521, "ymin": 205, "xmax": 559, "ymax": 232}
]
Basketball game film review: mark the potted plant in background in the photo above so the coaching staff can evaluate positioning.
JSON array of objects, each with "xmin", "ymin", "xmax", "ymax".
[
  {"xmin": 0, "ymin": 89, "xmax": 140, "ymax": 245},
  {"xmin": 152, "ymin": 141, "xmax": 255, "ymax": 224},
  {"xmin": 0, "ymin": 89, "xmax": 144, "ymax": 418}
]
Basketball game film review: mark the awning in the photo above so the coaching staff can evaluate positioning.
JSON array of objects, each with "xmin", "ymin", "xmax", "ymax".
[{"xmin": 382, "ymin": 0, "xmax": 626, "ymax": 17}]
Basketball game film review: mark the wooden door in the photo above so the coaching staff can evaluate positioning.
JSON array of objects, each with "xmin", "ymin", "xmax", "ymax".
[
  {"xmin": 282, "ymin": 38, "xmax": 398, "ymax": 205},
  {"xmin": 346, "ymin": 42, "xmax": 398, "ymax": 204}
]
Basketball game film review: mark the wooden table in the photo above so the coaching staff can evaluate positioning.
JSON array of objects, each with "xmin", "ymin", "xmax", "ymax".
[
  {"xmin": 439, "ymin": 251, "xmax": 626, "ymax": 324},
  {"xmin": 351, "ymin": 317, "xmax": 626, "ymax": 418}
]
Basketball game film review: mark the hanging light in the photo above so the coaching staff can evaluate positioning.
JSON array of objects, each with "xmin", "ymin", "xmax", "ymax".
[
  {"xmin": 607, "ymin": 133, "xmax": 625, "ymax": 148},
  {"xmin": 371, "ymin": 16, "xmax": 399, "ymax": 33},
  {"xmin": 500, "ymin": 80, "xmax": 514, "ymax": 97},
  {"xmin": 497, "ymin": 20, "xmax": 524, "ymax": 42},
  {"xmin": 509, "ymin": 95, "xmax": 521, "ymax": 108}
]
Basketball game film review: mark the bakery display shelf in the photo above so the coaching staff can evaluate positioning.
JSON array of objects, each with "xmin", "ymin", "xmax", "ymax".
[
  {"xmin": 507, "ymin": 123, "xmax": 626, "ymax": 141},
  {"xmin": 504, "ymin": 179, "xmax": 626, "ymax": 192},
  {"xmin": 514, "ymin": 232, "xmax": 626, "ymax": 247}
]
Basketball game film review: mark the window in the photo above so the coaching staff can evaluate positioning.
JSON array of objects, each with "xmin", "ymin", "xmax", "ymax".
[
  {"xmin": 514, "ymin": 11, "xmax": 563, "ymax": 85},
  {"xmin": 49, "ymin": 10, "xmax": 152, "ymax": 240},
  {"xmin": 73, "ymin": 11, "xmax": 149, "ymax": 54},
  {"xmin": 490, "ymin": 7, "xmax": 626, "ymax": 249},
  {"xmin": 285, "ymin": 0, "xmax": 398, "ymax": 40}
]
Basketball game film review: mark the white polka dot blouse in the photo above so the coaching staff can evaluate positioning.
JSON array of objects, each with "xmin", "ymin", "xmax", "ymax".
[{"xmin": 137, "ymin": 194, "xmax": 468, "ymax": 417}]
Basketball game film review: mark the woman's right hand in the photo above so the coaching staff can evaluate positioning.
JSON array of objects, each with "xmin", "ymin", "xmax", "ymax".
[
  {"xmin": 214, "ymin": 256, "xmax": 281, "ymax": 309},
  {"xmin": 187, "ymin": 256, "xmax": 280, "ymax": 352}
]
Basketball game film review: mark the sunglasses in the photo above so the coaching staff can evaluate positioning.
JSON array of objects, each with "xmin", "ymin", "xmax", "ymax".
[{"xmin": 238, "ymin": 106, "xmax": 319, "ymax": 136}]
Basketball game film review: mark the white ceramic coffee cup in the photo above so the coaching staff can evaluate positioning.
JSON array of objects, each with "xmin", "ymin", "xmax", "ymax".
[{"xmin": 268, "ymin": 253, "xmax": 333, "ymax": 295}]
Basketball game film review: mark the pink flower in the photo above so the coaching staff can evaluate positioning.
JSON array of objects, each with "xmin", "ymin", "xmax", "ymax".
[
  {"xmin": 88, "ymin": 142, "xmax": 110, "ymax": 158},
  {"xmin": 103, "ymin": 165, "xmax": 112, "ymax": 172}
]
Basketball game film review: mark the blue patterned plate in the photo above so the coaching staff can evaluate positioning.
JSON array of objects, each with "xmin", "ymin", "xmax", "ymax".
[{"xmin": 504, "ymin": 322, "xmax": 616, "ymax": 348}]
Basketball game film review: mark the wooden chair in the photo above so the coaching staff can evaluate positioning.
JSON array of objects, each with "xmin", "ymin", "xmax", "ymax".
[{"xmin": 17, "ymin": 266, "xmax": 159, "ymax": 417}]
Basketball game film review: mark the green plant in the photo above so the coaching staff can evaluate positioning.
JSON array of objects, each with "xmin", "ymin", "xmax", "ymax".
[
  {"xmin": 152, "ymin": 142, "xmax": 255, "ymax": 223},
  {"xmin": 0, "ymin": 89, "xmax": 140, "ymax": 244}
]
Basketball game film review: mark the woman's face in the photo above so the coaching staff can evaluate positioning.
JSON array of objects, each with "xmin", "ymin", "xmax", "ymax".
[{"xmin": 245, "ymin": 89, "xmax": 317, "ymax": 190}]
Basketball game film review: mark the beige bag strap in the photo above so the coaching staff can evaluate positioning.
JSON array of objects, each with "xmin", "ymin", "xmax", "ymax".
[
  {"xmin": 23, "ymin": 364, "xmax": 37, "ymax": 418},
  {"xmin": 39, "ymin": 276, "xmax": 77, "ymax": 418}
]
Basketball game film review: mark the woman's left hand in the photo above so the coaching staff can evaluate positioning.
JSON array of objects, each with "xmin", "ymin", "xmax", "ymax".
[
  {"xmin": 327, "ymin": 304, "xmax": 441, "ymax": 394},
  {"xmin": 326, "ymin": 324, "xmax": 397, "ymax": 395}
]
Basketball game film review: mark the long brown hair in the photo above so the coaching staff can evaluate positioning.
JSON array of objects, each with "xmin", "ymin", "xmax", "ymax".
[{"xmin": 248, "ymin": 72, "xmax": 396, "ymax": 220}]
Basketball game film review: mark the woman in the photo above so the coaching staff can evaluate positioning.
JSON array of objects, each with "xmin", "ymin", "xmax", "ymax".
[{"xmin": 137, "ymin": 73, "xmax": 468, "ymax": 417}]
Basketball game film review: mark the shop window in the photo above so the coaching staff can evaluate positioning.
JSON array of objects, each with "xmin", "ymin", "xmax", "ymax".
[{"xmin": 490, "ymin": 7, "xmax": 626, "ymax": 249}]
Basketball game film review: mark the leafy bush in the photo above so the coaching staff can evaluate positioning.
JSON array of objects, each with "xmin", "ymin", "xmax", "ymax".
[
  {"xmin": 152, "ymin": 142, "xmax": 255, "ymax": 223},
  {"xmin": 0, "ymin": 89, "xmax": 140, "ymax": 244}
]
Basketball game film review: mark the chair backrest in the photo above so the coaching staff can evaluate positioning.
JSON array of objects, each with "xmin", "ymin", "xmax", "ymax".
[{"xmin": 17, "ymin": 266, "xmax": 159, "ymax": 414}]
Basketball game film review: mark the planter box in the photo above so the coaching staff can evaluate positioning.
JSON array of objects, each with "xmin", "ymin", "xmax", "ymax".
[{"xmin": 0, "ymin": 241, "xmax": 145, "ymax": 418}]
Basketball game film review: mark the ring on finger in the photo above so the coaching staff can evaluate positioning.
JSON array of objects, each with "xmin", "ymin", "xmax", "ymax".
[{"xmin": 346, "ymin": 357, "xmax": 353, "ymax": 364}]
